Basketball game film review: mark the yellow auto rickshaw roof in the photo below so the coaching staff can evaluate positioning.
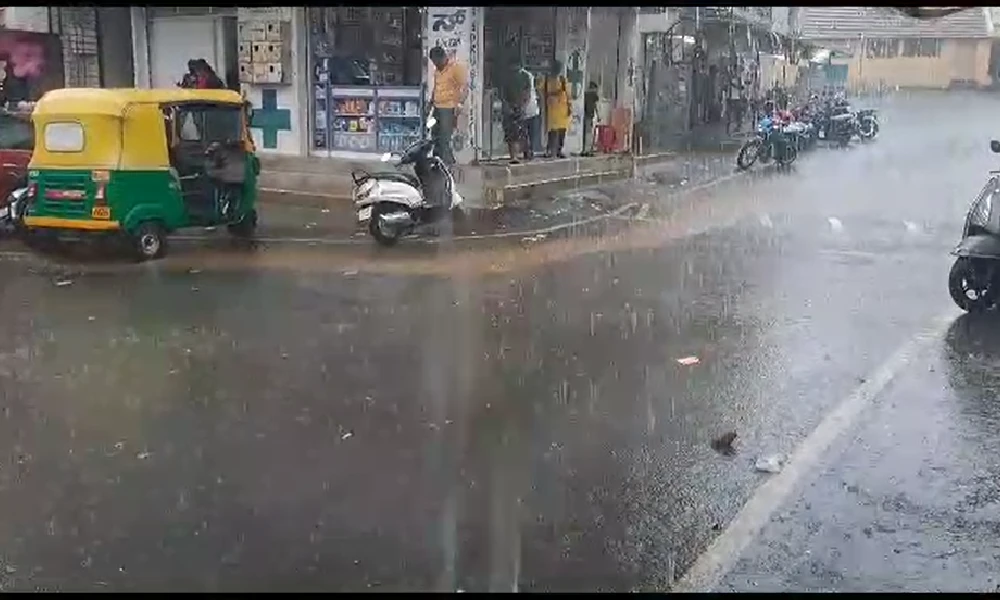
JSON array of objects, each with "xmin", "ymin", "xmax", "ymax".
[{"xmin": 34, "ymin": 87, "xmax": 245, "ymax": 118}]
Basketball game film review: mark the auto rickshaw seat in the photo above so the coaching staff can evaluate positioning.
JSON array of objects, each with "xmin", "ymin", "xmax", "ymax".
[{"xmin": 204, "ymin": 143, "xmax": 246, "ymax": 186}]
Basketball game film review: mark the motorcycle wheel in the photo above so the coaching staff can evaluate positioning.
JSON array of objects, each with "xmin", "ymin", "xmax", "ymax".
[
  {"xmin": 777, "ymin": 142, "xmax": 798, "ymax": 167},
  {"xmin": 949, "ymin": 257, "xmax": 995, "ymax": 312},
  {"xmin": 369, "ymin": 206, "xmax": 402, "ymax": 247},
  {"xmin": 736, "ymin": 140, "xmax": 761, "ymax": 170},
  {"xmin": 859, "ymin": 119, "xmax": 878, "ymax": 141}
]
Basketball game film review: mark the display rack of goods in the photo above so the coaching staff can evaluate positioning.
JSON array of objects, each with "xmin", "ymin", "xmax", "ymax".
[
  {"xmin": 329, "ymin": 88, "xmax": 377, "ymax": 152},
  {"xmin": 375, "ymin": 88, "xmax": 422, "ymax": 153}
]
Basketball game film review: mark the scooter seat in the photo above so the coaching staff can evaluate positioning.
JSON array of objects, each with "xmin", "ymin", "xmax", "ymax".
[{"xmin": 372, "ymin": 171, "xmax": 420, "ymax": 189}]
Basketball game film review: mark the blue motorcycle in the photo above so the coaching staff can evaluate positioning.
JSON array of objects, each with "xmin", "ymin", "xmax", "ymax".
[{"xmin": 736, "ymin": 115, "xmax": 798, "ymax": 170}]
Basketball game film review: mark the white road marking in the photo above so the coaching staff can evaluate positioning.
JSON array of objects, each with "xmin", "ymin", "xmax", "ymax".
[
  {"xmin": 827, "ymin": 217, "xmax": 844, "ymax": 232},
  {"xmin": 672, "ymin": 308, "xmax": 960, "ymax": 593}
]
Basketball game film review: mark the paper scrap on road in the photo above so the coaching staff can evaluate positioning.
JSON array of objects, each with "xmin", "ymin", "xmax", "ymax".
[
  {"xmin": 341, "ymin": 431, "xmax": 354, "ymax": 440},
  {"xmin": 343, "ymin": 269, "xmax": 359, "ymax": 276},
  {"xmin": 755, "ymin": 454, "xmax": 784, "ymax": 474},
  {"xmin": 55, "ymin": 280, "xmax": 73, "ymax": 287},
  {"xmin": 676, "ymin": 356, "xmax": 700, "ymax": 366}
]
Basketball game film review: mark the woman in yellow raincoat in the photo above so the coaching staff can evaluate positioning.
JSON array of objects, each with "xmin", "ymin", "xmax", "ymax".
[{"xmin": 541, "ymin": 59, "xmax": 570, "ymax": 158}]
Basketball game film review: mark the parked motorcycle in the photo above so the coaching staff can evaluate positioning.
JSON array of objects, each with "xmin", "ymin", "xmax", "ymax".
[
  {"xmin": 948, "ymin": 139, "xmax": 1000, "ymax": 312},
  {"xmin": 352, "ymin": 115, "xmax": 464, "ymax": 246},
  {"xmin": 856, "ymin": 108, "xmax": 879, "ymax": 141},
  {"xmin": 736, "ymin": 114, "xmax": 798, "ymax": 171},
  {"xmin": 817, "ymin": 98, "xmax": 858, "ymax": 147},
  {"xmin": 778, "ymin": 108, "xmax": 818, "ymax": 153},
  {"xmin": 793, "ymin": 104, "xmax": 821, "ymax": 149}
]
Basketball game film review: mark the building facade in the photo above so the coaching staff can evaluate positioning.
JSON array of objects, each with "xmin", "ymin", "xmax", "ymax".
[
  {"xmin": 635, "ymin": 6, "xmax": 798, "ymax": 152},
  {"xmin": 127, "ymin": 6, "xmax": 639, "ymax": 165},
  {"xmin": 800, "ymin": 7, "xmax": 994, "ymax": 91},
  {"xmin": 2, "ymin": 6, "xmax": 134, "ymax": 89}
]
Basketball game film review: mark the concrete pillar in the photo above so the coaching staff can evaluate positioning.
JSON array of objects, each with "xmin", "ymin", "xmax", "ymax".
[
  {"xmin": 130, "ymin": 7, "xmax": 151, "ymax": 88},
  {"xmin": 555, "ymin": 7, "xmax": 591, "ymax": 155},
  {"xmin": 423, "ymin": 6, "xmax": 485, "ymax": 165},
  {"xmin": 615, "ymin": 8, "xmax": 639, "ymax": 151},
  {"xmin": 98, "ymin": 8, "xmax": 135, "ymax": 87},
  {"xmin": 239, "ymin": 7, "xmax": 304, "ymax": 155}
]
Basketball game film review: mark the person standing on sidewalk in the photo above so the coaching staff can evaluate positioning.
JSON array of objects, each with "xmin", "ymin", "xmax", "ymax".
[
  {"xmin": 542, "ymin": 60, "xmax": 570, "ymax": 159},
  {"xmin": 582, "ymin": 81, "xmax": 599, "ymax": 155},
  {"xmin": 498, "ymin": 56, "xmax": 530, "ymax": 165},
  {"xmin": 519, "ymin": 63, "xmax": 540, "ymax": 161},
  {"xmin": 429, "ymin": 46, "xmax": 469, "ymax": 166}
]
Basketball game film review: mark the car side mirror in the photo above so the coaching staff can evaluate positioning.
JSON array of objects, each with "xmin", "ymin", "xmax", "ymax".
[{"xmin": 991, "ymin": 139, "xmax": 1000, "ymax": 154}]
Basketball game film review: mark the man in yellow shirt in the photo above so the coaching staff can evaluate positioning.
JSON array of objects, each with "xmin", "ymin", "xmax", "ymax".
[{"xmin": 429, "ymin": 46, "xmax": 468, "ymax": 166}]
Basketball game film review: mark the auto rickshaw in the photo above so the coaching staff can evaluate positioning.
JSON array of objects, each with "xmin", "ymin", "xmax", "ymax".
[{"xmin": 22, "ymin": 88, "xmax": 261, "ymax": 260}]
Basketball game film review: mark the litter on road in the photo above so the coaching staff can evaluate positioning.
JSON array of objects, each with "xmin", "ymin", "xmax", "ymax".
[
  {"xmin": 711, "ymin": 431, "xmax": 738, "ymax": 455},
  {"xmin": 755, "ymin": 454, "xmax": 784, "ymax": 474},
  {"xmin": 677, "ymin": 356, "xmax": 700, "ymax": 366}
]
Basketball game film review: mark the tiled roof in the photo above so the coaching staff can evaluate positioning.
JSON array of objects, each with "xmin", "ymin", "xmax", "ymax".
[{"xmin": 799, "ymin": 6, "xmax": 991, "ymax": 39}]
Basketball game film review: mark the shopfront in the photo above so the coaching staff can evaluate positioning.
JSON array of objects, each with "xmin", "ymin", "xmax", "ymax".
[
  {"xmin": 481, "ymin": 6, "xmax": 557, "ymax": 160},
  {"xmin": 306, "ymin": 7, "xmax": 425, "ymax": 159}
]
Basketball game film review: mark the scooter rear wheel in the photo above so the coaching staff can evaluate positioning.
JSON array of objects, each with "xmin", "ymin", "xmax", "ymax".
[{"xmin": 369, "ymin": 206, "xmax": 402, "ymax": 247}]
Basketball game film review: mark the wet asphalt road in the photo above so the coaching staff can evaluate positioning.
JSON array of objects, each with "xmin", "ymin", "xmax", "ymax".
[{"xmin": 0, "ymin": 90, "xmax": 997, "ymax": 591}]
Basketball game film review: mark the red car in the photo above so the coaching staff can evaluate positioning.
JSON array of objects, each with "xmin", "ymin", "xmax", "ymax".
[{"xmin": 0, "ymin": 109, "xmax": 33, "ymax": 201}]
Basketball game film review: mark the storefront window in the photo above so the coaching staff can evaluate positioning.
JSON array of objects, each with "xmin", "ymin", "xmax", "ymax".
[{"xmin": 308, "ymin": 7, "xmax": 424, "ymax": 154}]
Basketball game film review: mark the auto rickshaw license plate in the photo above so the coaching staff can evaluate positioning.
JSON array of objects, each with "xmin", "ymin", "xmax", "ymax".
[
  {"xmin": 357, "ymin": 206, "xmax": 372, "ymax": 222},
  {"xmin": 91, "ymin": 207, "xmax": 111, "ymax": 220}
]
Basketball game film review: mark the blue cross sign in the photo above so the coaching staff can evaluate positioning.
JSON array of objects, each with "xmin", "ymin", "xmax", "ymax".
[{"xmin": 251, "ymin": 88, "xmax": 291, "ymax": 150}]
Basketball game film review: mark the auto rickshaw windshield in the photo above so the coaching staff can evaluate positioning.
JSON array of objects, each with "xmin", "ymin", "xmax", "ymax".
[{"xmin": 175, "ymin": 104, "xmax": 243, "ymax": 145}]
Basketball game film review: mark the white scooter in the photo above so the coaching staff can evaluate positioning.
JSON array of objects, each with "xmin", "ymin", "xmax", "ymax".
[{"xmin": 352, "ymin": 115, "xmax": 465, "ymax": 246}]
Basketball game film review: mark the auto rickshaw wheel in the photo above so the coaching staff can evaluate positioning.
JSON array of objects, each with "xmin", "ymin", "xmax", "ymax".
[
  {"xmin": 132, "ymin": 222, "xmax": 168, "ymax": 261},
  {"xmin": 227, "ymin": 209, "xmax": 257, "ymax": 238}
]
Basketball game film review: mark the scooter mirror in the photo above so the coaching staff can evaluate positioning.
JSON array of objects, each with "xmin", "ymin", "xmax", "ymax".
[
  {"xmin": 991, "ymin": 140, "xmax": 1000, "ymax": 154},
  {"xmin": 380, "ymin": 152, "xmax": 393, "ymax": 162},
  {"xmin": 426, "ymin": 116, "xmax": 437, "ymax": 130}
]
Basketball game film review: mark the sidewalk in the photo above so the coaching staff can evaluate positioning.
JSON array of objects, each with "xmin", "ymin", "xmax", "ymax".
[{"xmin": 250, "ymin": 151, "xmax": 739, "ymax": 242}]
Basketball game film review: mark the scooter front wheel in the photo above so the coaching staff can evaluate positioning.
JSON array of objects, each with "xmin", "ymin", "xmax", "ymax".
[{"xmin": 949, "ymin": 257, "xmax": 995, "ymax": 312}]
